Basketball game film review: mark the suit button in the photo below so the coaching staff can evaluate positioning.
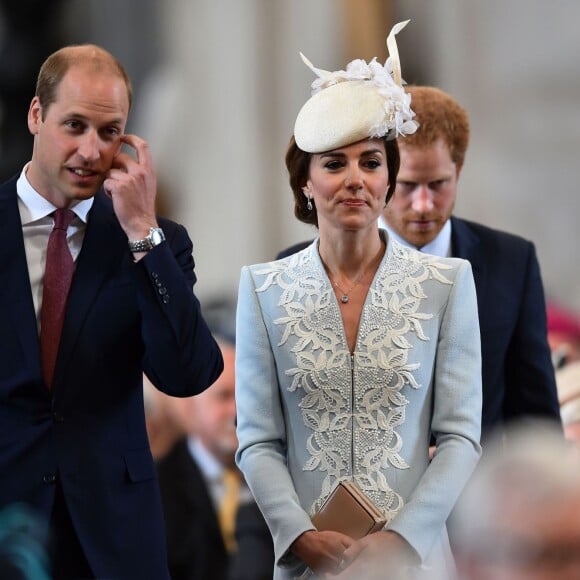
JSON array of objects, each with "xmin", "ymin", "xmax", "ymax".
[
  {"xmin": 52, "ymin": 412, "xmax": 64, "ymax": 423},
  {"xmin": 43, "ymin": 474, "xmax": 57, "ymax": 484}
]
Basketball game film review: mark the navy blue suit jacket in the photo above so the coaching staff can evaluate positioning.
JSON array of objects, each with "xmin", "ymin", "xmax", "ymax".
[
  {"xmin": 449, "ymin": 217, "xmax": 560, "ymax": 436},
  {"xmin": 276, "ymin": 216, "xmax": 561, "ymax": 438},
  {"xmin": 0, "ymin": 175, "xmax": 223, "ymax": 579}
]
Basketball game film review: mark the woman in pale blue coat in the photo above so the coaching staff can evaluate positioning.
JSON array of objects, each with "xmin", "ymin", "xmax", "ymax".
[{"xmin": 235, "ymin": 22, "xmax": 481, "ymax": 580}]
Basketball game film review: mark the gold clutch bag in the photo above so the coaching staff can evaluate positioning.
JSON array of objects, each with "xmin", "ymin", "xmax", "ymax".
[{"xmin": 311, "ymin": 480, "xmax": 387, "ymax": 540}]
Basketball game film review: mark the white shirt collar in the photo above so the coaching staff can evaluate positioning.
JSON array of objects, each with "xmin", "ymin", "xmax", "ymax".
[
  {"xmin": 187, "ymin": 436, "xmax": 224, "ymax": 481},
  {"xmin": 17, "ymin": 164, "xmax": 94, "ymax": 225},
  {"xmin": 379, "ymin": 215, "xmax": 452, "ymax": 257}
]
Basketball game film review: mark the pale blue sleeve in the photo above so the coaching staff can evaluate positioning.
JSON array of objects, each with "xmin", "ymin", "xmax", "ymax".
[
  {"xmin": 388, "ymin": 259, "xmax": 482, "ymax": 561},
  {"xmin": 235, "ymin": 266, "xmax": 314, "ymax": 567}
]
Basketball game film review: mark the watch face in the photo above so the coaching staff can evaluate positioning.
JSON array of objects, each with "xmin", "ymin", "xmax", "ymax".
[{"xmin": 150, "ymin": 229, "xmax": 164, "ymax": 245}]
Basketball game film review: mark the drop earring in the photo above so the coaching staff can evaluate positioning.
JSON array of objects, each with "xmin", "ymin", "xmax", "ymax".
[{"xmin": 303, "ymin": 189, "xmax": 313, "ymax": 211}]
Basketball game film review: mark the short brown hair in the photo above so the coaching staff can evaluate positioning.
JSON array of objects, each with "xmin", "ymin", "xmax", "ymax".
[
  {"xmin": 403, "ymin": 86, "xmax": 470, "ymax": 167},
  {"xmin": 285, "ymin": 136, "xmax": 400, "ymax": 227},
  {"xmin": 35, "ymin": 44, "xmax": 133, "ymax": 119}
]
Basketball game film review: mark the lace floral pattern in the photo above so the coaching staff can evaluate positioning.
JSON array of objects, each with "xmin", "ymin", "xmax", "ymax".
[{"xmin": 254, "ymin": 242, "xmax": 453, "ymax": 521}]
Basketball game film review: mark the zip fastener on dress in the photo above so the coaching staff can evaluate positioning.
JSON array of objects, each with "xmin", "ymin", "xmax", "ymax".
[{"xmin": 350, "ymin": 352, "xmax": 355, "ymax": 482}]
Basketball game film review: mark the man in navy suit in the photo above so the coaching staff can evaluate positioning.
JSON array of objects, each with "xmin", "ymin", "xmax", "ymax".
[
  {"xmin": 0, "ymin": 44, "xmax": 223, "ymax": 578},
  {"xmin": 278, "ymin": 85, "xmax": 560, "ymax": 441}
]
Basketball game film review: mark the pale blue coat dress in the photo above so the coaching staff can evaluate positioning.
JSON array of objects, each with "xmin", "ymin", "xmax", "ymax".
[{"xmin": 235, "ymin": 233, "xmax": 482, "ymax": 579}]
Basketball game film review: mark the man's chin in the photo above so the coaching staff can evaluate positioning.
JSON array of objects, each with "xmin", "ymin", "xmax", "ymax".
[
  {"xmin": 217, "ymin": 438, "xmax": 239, "ymax": 456},
  {"xmin": 406, "ymin": 234, "xmax": 435, "ymax": 249},
  {"xmin": 73, "ymin": 192, "xmax": 98, "ymax": 202},
  {"xmin": 406, "ymin": 225, "xmax": 440, "ymax": 248},
  {"xmin": 60, "ymin": 185, "xmax": 100, "ymax": 203}
]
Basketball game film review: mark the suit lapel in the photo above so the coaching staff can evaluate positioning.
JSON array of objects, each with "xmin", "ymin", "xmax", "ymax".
[
  {"xmin": 54, "ymin": 192, "xmax": 128, "ymax": 385},
  {"xmin": 451, "ymin": 216, "xmax": 487, "ymax": 309},
  {"xmin": 0, "ymin": 179, "xmax": 43, "ymax": 378}
]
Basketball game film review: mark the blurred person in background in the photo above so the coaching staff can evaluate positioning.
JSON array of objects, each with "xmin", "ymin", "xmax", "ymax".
[
  {"xmin": 157, "ymin": 336, "xmax": 273, "ymax": 580},
  {"xmin": 547, "ymin": 301, "xmax": 580, "ymax": 370},
  {"xmin": 555, "ymin": 361, "xmax": 580, "ymax": 445},
  {"xmin": 545, "ymin": 302, "xmax": 580, "ymax": 445},
  {"xmin": 453, "ymin": 422, "xmax": 580, "ymax": 580},
  {"xmin": 0, "ymin": 503, "xmax": 51, "ymax": 580},
  {"xmin": 143, "ymin": 374, "xmax": 186, "ymax": 461}
]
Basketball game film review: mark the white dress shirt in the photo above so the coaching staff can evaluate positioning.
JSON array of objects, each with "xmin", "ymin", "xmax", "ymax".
[
  {"xmin": 16, "ymin": 166, "xmax": 93, "ymax": 329},
  {"xmin": 379, "ymin": 215, "xmax": 452, "ymax": 257}
]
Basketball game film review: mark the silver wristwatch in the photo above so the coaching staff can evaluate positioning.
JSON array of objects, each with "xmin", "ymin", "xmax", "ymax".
[{"xmin": 128, "ymin": 227, "xmax": 166, "ymax": 253}]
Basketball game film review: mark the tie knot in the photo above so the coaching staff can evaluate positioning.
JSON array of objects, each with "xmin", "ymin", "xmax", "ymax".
[{"xmin": 53, "ymin": 208, "xmax": 75, "ymax": 231}]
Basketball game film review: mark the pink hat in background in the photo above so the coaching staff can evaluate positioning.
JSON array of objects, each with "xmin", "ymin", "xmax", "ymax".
[{"xmin": 547, "ymin": 301, "xmax": 580, "ymax": 340}]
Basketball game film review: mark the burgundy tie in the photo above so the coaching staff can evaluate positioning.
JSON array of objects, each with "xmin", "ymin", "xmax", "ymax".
[{"xmin": 40, "ymin": 208, "xmax": 76, "ymax": 388}]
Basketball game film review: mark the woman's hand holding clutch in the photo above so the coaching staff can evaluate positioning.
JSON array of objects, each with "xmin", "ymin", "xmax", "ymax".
[{"xmin": 291, "ymin": 529, "xmax": 354, "ymax": 576}]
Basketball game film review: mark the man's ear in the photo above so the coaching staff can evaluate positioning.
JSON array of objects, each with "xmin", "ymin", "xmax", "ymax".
[{"xmin": 27, "ymin": 97, "xmax": 42, "ymax": 135}]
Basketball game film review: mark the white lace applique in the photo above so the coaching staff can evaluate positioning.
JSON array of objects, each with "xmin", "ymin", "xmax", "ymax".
[{"xmin": 255, "ymin": 243, "xmax": 453, "ymax": 521}]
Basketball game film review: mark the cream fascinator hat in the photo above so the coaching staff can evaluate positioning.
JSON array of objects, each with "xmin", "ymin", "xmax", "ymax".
[{"xmin": 294, "ymin": 20, "xmax": 418, "ymax": 154}]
